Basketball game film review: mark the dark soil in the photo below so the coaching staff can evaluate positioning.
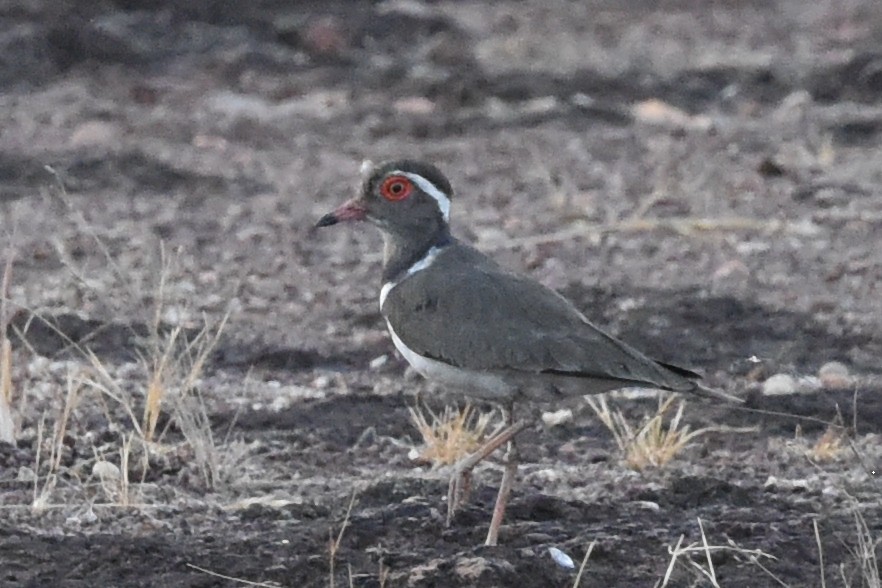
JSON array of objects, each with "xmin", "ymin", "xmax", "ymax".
[{"xmin": 1, "ymin": 0, "xmax": 881, "ymax": 586}]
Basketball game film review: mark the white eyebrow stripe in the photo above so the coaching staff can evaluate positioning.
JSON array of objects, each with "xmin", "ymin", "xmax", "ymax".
[{"xmin": 393, "ymin": 171, "xmax": 451, "ymax": 222}]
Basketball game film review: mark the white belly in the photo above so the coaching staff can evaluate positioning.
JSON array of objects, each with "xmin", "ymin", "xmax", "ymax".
[{"xmin": 385, "ymin": 319, "xmax": 512, "ymax": 400}]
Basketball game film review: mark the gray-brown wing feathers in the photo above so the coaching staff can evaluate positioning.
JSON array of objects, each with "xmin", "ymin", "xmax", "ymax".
[{"xmin": 382, "ymin": 245, "xmax": 697, "ymax": 392}]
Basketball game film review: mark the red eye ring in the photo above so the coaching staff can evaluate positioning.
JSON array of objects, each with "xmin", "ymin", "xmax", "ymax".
[{"xmin": 380, "ymin": 175, "xmax": 413, "ymax": 201}]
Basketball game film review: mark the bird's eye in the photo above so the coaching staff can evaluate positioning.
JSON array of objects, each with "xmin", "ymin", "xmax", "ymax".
[{"xmin": 380, "ymin": 176, "xmax": 413, "ymax": 201}]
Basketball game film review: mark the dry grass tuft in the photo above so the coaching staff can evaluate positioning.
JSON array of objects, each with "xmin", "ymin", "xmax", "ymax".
[
  {"xmin": 165, "ymin": 316, "xmax": 230, "ymax": 488},
  {"xmin": 806, "ymin": 425, "xmax": 847, "ymax": 463},
  {"xmin": 85, "ymin": 312, "xmax": 228, "ymax": 489},
  {"xmin": 408, "ymin": 403, "xmax": 505, "ymax": 466},
  {"xmin": 1, "ymin": 168, "xmax": 242, "ymax": 511},
  {"xmin": 70, "ymin": 243, "xmax": 231, "ymax": 490},
  {"xmin": 586, "ymin": 393, "xmax": 743, "ymax": 471},
  {"xmin": 843, "ymin": 499, "xmax": 881, "ymax": 588},
  {"xmin": 814, "ymin": 500, "xmax": 881, "ymax": 588},
  {"xmin": 659, "ymin": 518, "xmax": 783, "ymax": 587}
]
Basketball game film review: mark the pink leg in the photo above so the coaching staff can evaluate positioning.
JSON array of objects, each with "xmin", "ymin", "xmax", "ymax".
[
  {"xmin": 485, "ymin": 438, "xmax": 519, "ymax": 546},
  {"xmin": 446, "ymin": 420, "xmax": 528, "ymax": 527}
]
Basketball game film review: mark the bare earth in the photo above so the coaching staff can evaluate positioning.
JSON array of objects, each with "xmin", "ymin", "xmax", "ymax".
[{"xmin": 1, "ymin": 1, "xmax": 881, "ymax": 586}]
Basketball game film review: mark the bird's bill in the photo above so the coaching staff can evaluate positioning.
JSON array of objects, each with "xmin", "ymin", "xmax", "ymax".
[{"xmin": 315, "ymin": 199, "xmax": 367, "ymax": 227}]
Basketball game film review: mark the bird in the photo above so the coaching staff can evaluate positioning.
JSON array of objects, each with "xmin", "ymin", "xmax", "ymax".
[{"xmin": 315, "ymin": 159, "xmax": 741, "ymax": 546}]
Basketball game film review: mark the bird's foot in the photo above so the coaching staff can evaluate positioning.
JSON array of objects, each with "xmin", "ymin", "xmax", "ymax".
[
  {"xmin": 446, "ymin": 468, "xmax": 472, "ymax": 527},
  {"xmin": 444, "ymin": 420, "xmax": 529, "ymax": 528}
]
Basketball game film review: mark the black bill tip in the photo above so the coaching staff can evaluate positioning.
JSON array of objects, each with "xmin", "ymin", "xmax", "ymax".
[{"xmin": 315, "ymin": 213, "xmax": 339, "ymax": 228}]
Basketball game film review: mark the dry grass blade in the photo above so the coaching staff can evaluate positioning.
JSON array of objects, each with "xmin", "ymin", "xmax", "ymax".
[
  {"xmin": 32, "ymin": 373, "xmax": 82, "ymax": 511},
  {"xmin": 117, "ymin": 432, "xmax": 135, "ymax": 506},
  {"xmin": 328, "ymin": 492, "xmax": 357, "ymax": 588},
  {"xmin": 141, "ymin": 242, "xmax": 178, "ymax": 443},
  {"xmin": 84, "ymin": 349, "xmax": 145, "ymax": 439},
  {"xmin": 142, "ymin": 325, "xmax": 179, "ymax": 443},
  {"xmin": 377, "ymin": 557, "xmax": 389, "ymax": 588},
  {"xmin": 845, "ymin": 499, "xmax": 881, "ymax": 588},
  {"xmin": 814, "ymin": 518, "xmax": 827, "ymax": 588},
  {"xmin": 186, "ymin": 563, "xmax": 281, "ymax": 587},
  {"xmin": 587, "ymin": 394, "xmax": 735, "ymax": 470},
  {"xmin": 0, "ymin": 250, "xmax": 14, "ymax": 444},
  {"xmin": 697, "ymin": 517, "xmax": 718, "ymax": 586},
  {"xmin": 45, "ymin": 165, "xmax": 144, "ymax": 306},
  {"xmin": 572, "ymin": 540, "xmax": 597, "ymax": 588},
  {"xmin": 660, "ymin": 534, "xmax": 686, "ymax": 587},
  {"xmin": 408, "ymin": 402, "xmax": 505, "ymax": 466},
  {"xmin": 32, "ymin": 415, "xmax": 48, "ymax": 507}
]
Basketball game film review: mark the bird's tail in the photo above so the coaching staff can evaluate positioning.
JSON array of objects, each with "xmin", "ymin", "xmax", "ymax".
[
  {"xmin": 689, "ymin": 382, "xmax": 744, "ymax": 404},
  {"xmin": 655, "ymin": 360, "xmax": 744, "ymax": 404}
]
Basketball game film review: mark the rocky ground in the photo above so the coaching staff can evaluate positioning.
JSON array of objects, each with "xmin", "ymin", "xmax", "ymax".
[{"xmin": 1, "ymin": 0, "xmax": 881, "ymax": 586}]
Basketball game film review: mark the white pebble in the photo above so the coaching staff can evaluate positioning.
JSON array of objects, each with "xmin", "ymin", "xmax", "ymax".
[
  {"xmin": 369, "ymin": 355, "xmax": 388, "ymax": 370},
  {"xmin": 16, "ymin": 466, "xmax": 36, "ymax": 482},
  {"xmin": 541, "ymin": 408, "xmax": 573, "ymax": 427},
  {"xmin": 762, "ymin": 373, "xmax": 797, "ymax": 396},
  {"xmin": 818, "ymin": 362, "xmax": 852, "ymax": 390},
  {"xmin": 763, "ymin": 475, "xmax": 809, "ymax": 490},
  {"xmin": 269, "ymin": 396, "xmax": 291, "ymax": 412},
  {"xmin": 92, "ymin": 460, "xmax": 121, "ymax": 481},
  {"xmin": 27, "ymin": 356, "xmax": 51, "ymax": 376},
  {"xmin": 549, "ymin": 547, "xmax": 575, "ymax": 569}
]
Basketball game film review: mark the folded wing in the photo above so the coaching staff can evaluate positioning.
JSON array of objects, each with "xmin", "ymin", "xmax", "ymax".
[{"xmin": 382, "ymin": 245, "xmax": 698, "ymax": 393}]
